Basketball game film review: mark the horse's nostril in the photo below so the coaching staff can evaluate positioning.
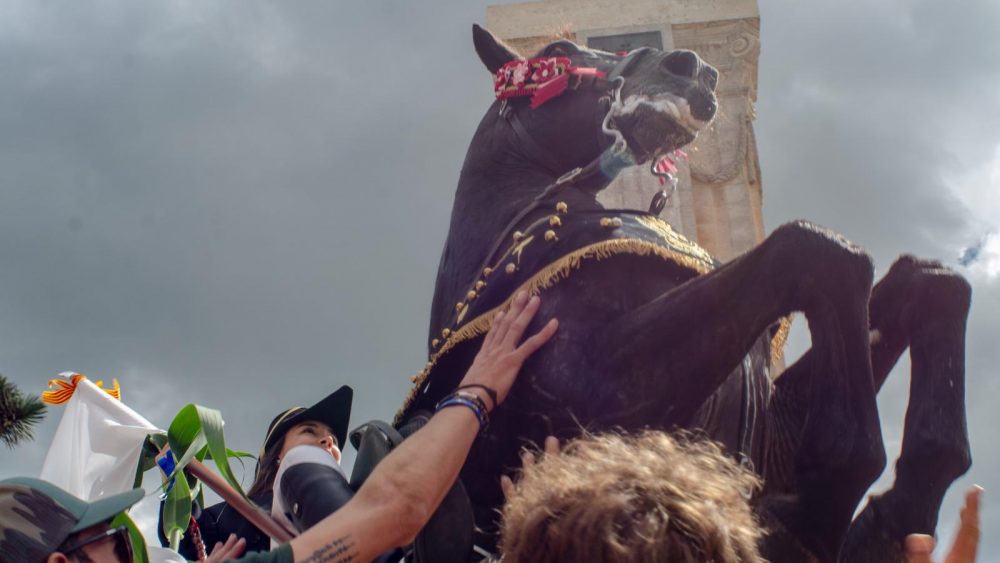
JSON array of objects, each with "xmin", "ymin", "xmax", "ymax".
[
  {"xmin": 690, "ymin": 94, "xmax": 718, "ymax": 122},
  {"xmin": 662, "ymin": 50, "xmax": 700, "ymax": 79},
  {"xmin": 702, "ymin": 66, "xmax": 719, "ymax": 91}
]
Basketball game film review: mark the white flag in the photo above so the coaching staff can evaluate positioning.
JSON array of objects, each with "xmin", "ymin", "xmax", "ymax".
[{"xmin": 39, "ymin": 374, "xmax": 161, "ymax": 501}]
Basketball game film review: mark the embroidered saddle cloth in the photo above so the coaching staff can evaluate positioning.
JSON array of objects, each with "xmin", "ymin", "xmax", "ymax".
[{"xmin": 397, "ymin": 206, "xmax": 718, "ymax": 422}]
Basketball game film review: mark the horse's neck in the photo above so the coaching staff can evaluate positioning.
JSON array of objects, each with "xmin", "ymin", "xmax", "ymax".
[{"xmin": 429, "ymin": 168, "xmax": 601, "ymax": 336}]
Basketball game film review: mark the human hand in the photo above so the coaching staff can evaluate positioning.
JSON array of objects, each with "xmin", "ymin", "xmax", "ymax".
[
  {"xmin": 905, "ymin": 485, "xmax": 982, "ymax": 563},
  {"xmin": 202, "ymin": 533, "xmax": 247, "ymax": 563},
  {"xmin": 459, "ymin": 291, "xmax": 558, "ymax": 409},
  {"xmin": 501, "ymin": 435, "xmax": 559, "ymax": 498}
]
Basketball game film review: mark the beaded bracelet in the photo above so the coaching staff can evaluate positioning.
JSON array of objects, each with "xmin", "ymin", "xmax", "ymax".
[
  {"xmin": 436, "ymin": 392, "xmax": 490, "ymax": 432},
  {"xmin": 455, "ymin": 384, "xmax": 499, "ymax": 411},
  {"xmin": 453, "ymin": 390, "xmax": 490, "ymax": 415}
]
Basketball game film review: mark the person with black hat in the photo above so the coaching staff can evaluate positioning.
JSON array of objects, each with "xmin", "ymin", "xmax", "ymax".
[
  {"xmin": 159, "ymin": 385, "xmax": 355, "ymax": 561},
  {"xmin": 236, "ymin": 290, "xmax": 559, "ymax": 563},
  {"xmin": 263, "ymin": 386, "xmax": 385, "ymax": 557},
  {"xmin": 160, "ymin": 291, "xmax": 556, "ymax": 562}
]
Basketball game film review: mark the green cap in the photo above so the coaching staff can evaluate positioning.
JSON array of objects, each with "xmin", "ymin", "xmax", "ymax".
[{"xmin": 0, "ymin": 477, "xmax": 143, "ymax": 562}]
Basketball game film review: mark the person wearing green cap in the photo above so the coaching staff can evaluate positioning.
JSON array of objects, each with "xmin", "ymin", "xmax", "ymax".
[
  {"xmin": 0, "ymin": 476, "xmax": 250, "ymax": 562},
  {"xmin": 0, "ymin": 476, "xmax": 143, "ymax": 563}
]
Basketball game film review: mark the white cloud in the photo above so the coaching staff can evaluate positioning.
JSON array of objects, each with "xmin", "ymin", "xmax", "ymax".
[{"xmin": 960, "ymin": 232, "xmax": 1000, "ymax": 279}]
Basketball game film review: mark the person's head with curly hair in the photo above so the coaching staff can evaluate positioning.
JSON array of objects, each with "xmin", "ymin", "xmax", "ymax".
[{"xmin": 500, "ymin": 431, "xmax": 765, "ymax": 563}]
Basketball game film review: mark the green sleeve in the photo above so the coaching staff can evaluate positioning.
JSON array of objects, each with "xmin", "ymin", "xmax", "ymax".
[{"xmin": 228, "ymin": 543, "xmax": 293, "ymax": 563}]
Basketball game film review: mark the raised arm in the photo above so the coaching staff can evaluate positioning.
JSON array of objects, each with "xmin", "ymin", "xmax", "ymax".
[{"xmin": 287, "ymin": 292, "xmax": 557, "ymax": 563}]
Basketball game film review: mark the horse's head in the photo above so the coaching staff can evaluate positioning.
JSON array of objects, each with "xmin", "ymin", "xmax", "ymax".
[
  {"xmin": 430, "ymin": 26, "xmax": 720, "ymax": 348},
  {"xmin": 473, "ymin": 24, "xmax": 718, "ymax": 179}
]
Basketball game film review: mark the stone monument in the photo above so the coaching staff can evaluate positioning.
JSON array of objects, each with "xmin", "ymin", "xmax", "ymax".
[{"xmin": 487, "ymin": 0, "xmax": 764, "ymax": 262}]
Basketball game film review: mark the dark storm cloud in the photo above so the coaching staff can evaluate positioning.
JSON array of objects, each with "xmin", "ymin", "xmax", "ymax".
[
  {"xmin": 757, "ymin": 0, "xmax": 1000, "ymax": 262},
  {"xmin": 2, "ymin": 0, "xmax": 998, "ymax": 555},
  {"xmin": 0, "ymin": 0, "xmax": 500, "ymax": 494}
]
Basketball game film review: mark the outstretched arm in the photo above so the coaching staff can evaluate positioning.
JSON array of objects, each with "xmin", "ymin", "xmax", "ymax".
[{"xmin": 287, "ymin": 292, "xmax": 557, "ymax": 563}]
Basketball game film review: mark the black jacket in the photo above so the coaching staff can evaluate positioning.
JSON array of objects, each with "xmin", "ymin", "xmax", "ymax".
[{"xmin": 158, "ymin": 492, "xmax": 273, "ymax": 560}]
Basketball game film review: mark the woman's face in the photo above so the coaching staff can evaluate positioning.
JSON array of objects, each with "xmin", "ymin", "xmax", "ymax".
[{"xmin": 279, "ymin": 420, "xmax": 341, "ymax": 463}]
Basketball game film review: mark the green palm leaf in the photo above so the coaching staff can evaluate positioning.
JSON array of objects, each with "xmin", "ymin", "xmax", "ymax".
[{"xmin": 0, "ymin": 374, "xmax": 47, "ymax": 448}]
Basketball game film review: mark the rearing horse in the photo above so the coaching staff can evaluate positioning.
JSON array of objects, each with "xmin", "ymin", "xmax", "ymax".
[{"xmin": 396, "ymin": 25, "xmax": 971, "ymax": 562}]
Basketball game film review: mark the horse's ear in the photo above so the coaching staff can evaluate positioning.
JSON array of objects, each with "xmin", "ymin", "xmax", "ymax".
[{"xmin": 473, "ymin": 24, "xmax": 521, "ymax": 74}]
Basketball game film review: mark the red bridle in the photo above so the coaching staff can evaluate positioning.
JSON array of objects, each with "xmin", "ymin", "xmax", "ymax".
[{"xmin": 493, "ymin": 56, "xmax": 607, "ymax": 109}]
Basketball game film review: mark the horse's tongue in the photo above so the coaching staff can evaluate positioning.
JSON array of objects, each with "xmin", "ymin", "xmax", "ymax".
[
  {"xmin": 653, "ymin": 150, "xmax": 687, "ymax": 185},
  {"xmin": 654, "ymin": 155, "xmax": 677, "ymax": 175}
]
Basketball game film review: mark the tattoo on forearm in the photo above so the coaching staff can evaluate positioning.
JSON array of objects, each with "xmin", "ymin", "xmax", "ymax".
[{"xmin": 301, "ymin": 535, "xmax": 359, "ymax": 563}]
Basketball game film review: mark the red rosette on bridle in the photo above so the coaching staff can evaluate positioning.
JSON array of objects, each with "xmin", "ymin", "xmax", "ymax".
[{"xmin": 494, "ymin": 57, "xmax": 606, "ymax": 109}]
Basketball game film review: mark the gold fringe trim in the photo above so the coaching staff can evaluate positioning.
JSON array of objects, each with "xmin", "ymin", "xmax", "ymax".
[
  {"xmin": 634, "ymin": 215, "xmax": 715, "ymax": 266},
  {"xmin": 396, "ymin": 237, "xmax": 714, "ymax": 423},
  {"xmin": 770, "ymin": 315, "xmax": 793, "ymax": 368}
]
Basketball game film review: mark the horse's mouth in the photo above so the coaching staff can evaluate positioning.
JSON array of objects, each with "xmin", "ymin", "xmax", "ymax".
[{"xmin": 611, "ymin": 94, "xmax": 708, "ymax": 164}]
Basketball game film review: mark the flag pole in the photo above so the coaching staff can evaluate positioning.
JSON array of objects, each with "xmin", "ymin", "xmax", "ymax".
[{"xmin": 184, "ymin": 459, "xmax": 295, "ymax": 543}]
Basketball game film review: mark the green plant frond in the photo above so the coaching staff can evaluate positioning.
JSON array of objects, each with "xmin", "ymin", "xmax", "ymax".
[
  {"xmin": 152, "ymin": 403, "xmax": 259, "ymax": 547},
  {"xmin": 133, "ymin": 433, "xmax": 170, "ymax": 489},
  {"xmin": 111, "ymin": 510, "xmax": 149, "ymax": 563},
  {"xmin": 161, "ymin": 468, "xmax": 192, "ymax": 550},
  {"xmin": 0, "ymin": 374, "xmax": 47, "ymax": 448},
  {"xmin": 203, "ymin": 448, "xmax": 255, "ymax": 461}
]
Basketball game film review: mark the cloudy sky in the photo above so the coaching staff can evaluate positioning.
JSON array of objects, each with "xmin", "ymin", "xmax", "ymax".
[{"xmin": 2, "ymin": 0, "xmax": 998, "ymax": 557}]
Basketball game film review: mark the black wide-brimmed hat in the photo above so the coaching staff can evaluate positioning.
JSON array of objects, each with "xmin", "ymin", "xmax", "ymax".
[{"xmin": 261, "ymin": 385, "xmax": 354, "ymax": 456}]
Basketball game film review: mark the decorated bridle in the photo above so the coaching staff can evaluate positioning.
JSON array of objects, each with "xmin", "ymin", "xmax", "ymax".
[
  {"xmin": 494, "ymin": 55, "xmax": 610, "ymax": 110},
  {"xmin": 492, "ymin": 49, "xmax": 685, "ymax": 214}
]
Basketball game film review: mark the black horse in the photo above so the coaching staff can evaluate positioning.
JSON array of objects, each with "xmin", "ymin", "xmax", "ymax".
[{"xmin": 396, "ymin": 25, "xmax": 971, "ymax": 562}]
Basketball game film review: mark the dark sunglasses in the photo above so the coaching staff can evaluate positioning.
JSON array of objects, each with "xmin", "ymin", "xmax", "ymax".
[{"xmin": 62, "ymin": 525, "xmax": 134, "ymax": 563}]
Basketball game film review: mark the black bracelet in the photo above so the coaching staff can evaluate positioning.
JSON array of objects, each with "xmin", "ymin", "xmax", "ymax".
[
  {"xmin": 455, "ymin": 384, "xmax": 499, "ymax": 411},
  {"xmin": 436, "ymin": 392, "xmax": 489, "ymax": 432}
]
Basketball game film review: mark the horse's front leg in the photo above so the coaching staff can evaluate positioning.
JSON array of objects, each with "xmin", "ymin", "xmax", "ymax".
[
  {"xmin": 600, "ymin": 221, "xmax": 882, "ymax": 562},
  {"xmin": 840, "ymin": 256, "xmax": 972, "ymax": 562}
]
